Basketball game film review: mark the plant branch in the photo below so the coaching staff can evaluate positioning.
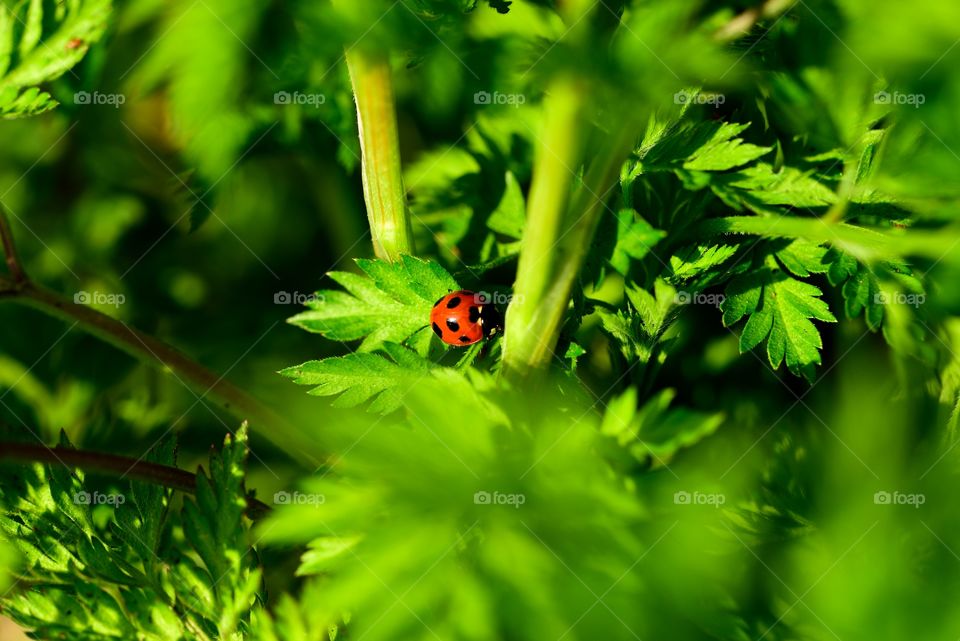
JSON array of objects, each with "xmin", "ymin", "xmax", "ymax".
[
  {"xmin": 0, "ymin": 205, "xmax": 25, "ymax": 284},
  {"xmin": 0, "ymin": 219, "xmax": 317, "ymax": 464},
  {"xmin": 12, "ymin": 281, "xmax": 300, "ymax": 440},
  {"xmin": 344, "ymin": 46, "xmax": 414, "ymax": 262},
  {"xmin": 0, "ymin": 441, "xmax": 271, "ymax": 519}
]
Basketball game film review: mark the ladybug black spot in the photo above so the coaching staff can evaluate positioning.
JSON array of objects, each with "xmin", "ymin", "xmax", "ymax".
[
  {"xmin": 433, "ymin": 296, "xmax": 445, "ymax": 308},
  {"xmin": 468, "ymin": 306, "xmax": 481, "ymax": 323},
  {"xmin": 432, "ymin": 322, "xmax": 443, "ymax": 338},
  {"xmin": 446, "ymin": 296, "xmax": 462, "ymax": 309},
  {"xmin": 459, "ymin": 335, "xmax": 472, "ymax": 343},
  {"xmin": 446, "ymin": 319, "xmax": 460, "ymax": 333}
]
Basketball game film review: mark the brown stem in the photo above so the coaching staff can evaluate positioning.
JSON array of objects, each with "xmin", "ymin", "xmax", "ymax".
[
  {"xmin": 0, "ymin": 442, "xmax": 271, "ymax": 519},
  {"xmin": 0, "ymin": 206, "xmax": 25, "ymax": 284}
]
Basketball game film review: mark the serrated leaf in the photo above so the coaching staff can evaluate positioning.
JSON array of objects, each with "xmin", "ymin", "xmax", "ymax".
[
  {"xmin": 288, "ymin": 255, "xmax": 459, "ymax": 352},
  {"xmin": 722, "ymin": 267, "xmax": 837, "ymax": 381},
  {"xmin": 636, "ymin": 120, "xmax": 770, "ymax": 173},
  {"xmin": 668, "ymin": 243, "xmax": 739, "ymax": 283},
  {"xmin": 775, "ymin": 239, "xmax": 830, "ymax": 277},
  {"xmin": 281, "ymin": 343, "xmax": 432, "ymax": 414},
  {"xmin": 0, "ymin": 0, "xmax": 112, "ymax": 120},
  {"xmin": 683, "ymin": 122, "xmax": 772, "ymax": 171},
  {"xmin": 181, "ymin": 424, "xmax": 261, "ymax": 639},
  {"xmin": 713, "ymin": 163, "xmax": 837, "ymax": 213}
]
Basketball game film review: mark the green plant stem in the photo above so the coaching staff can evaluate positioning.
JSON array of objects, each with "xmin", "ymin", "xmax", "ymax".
[
  {"xmin": 502, "ymin": 75, "xmax": 640, "ymax": 379},
  {"xmin": 697, "ymin": 215, "xmax": 960, "ymax": 261},
  {"xmin": 501, "ymin": 77, "xmax": 586, "ymax": 379},
  {"xmin": 0, "ymin": 441, "xmax": 270, "ymax": 519},
  {"xmin": 344, "ymin": 47, "xmax": 414, "ymax": 262}
]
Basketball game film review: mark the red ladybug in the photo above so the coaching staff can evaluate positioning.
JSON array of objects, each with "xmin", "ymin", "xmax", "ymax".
[{"xmin": 430, "ymin": 290, "xmax": 501, "ymax": 346}]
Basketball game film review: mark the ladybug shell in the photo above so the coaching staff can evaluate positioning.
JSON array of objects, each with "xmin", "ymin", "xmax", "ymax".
[{"xmin": 430, "ymin": 290, "xmax": 497, "ymax": 346}]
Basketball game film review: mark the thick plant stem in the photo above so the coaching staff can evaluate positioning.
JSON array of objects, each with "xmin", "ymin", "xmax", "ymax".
[
  {"xmin": 503, "ymin": 112, "xmax": 636, "ymax": 380},
  {"xmin": 345, "ymin": 47, "xmax": 414, "ymax": 261},
  {"xmin": 0, "ymin": 441, "xmax": 270, "ymax": 518},
  {"xmin": 501, "ymin": 78, "xmax": 587, "ymax": 379}
]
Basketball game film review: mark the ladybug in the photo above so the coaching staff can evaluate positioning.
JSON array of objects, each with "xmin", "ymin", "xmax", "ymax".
[{"xmin": 430, "ymin": 290, "xmax": 501, "ymax": 346}]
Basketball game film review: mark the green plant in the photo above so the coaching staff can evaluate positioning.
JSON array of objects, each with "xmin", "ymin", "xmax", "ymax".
[{"xmin": 2, "ymin": 1, "xmax": 960, "ymax": 640}]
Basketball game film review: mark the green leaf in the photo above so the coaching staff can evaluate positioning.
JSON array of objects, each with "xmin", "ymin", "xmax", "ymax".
[
  {"xmin": 667, "ymin": 243, "xmax": 739, "ymax": 283},
  {"xmin": 682, "ymin": 122, "xmax": 772, "ymax": 172},
  {"xmin": 712, "ymin": 163, "xmax": 837, "ymax": 213},
  {"xmin": 609, "ymin": 209, "xmax": 666, "ymax": 274},
  {"xmin": 636, "ymin": 120, "xmax": 769, "ymax": 173},
  {"xmin": 280, "ymin": 342, "xmax": 433, "ymax": 414},
  {"xmin": 775, "ymin": 239, "xmax": 830, "ymax": 278},
  {"xmin": 487, "ymin": 170, "xmax": 526, "ymax": 239},
  {"xmin": 598, "ymin": 281, "xmax": 679, "ymax": 364},
  {"xmin": 722, "ymin": 265, "xmax": 837, "ymax": 381},
  {"xmin": 0, "ymin": 0, "xmax": 112, "ymax": 119},
  {"xmin": 824, "ymin": 247, "xmax": 884, "ymax": 330},
  {"xmin": 181, "ymin": 424, "xmax": 262, "ymax": 639},
  {"xmin": 288, "ymin": 255, "xmax": 459, "ymax": 352},
  {"xmin": 601, "ymin": 388, "xmax": 724, "ymax": 465}
]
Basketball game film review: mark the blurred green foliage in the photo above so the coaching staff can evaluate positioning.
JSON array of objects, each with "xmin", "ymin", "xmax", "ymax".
[{"xmin": 1, "ymin": 0, "xmax": 960, "ymax": 640}]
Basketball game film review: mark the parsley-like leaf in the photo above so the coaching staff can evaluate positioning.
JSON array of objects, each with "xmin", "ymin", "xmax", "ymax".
[
  {"xmin": 288, "ymin": 256, "xmax": 459, "ymax": 352},
  {"xmin": 722, "ymin": 265, "xmax": 837, "ymax": 381},
  {"xmin": 280, "ymin": 343, "xmax": 432, "ymax": 414}
]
